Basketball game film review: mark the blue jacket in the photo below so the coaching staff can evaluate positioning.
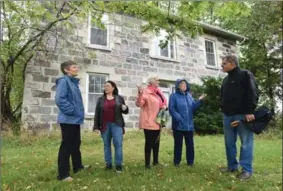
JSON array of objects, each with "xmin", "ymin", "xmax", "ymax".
[
  {"xmin": 169, "ymin": 79, "xmax": 201, "ymax": 131},
  {"xmin": 55, "ymin": 75, "xmax": 85, "ymax": 124}
]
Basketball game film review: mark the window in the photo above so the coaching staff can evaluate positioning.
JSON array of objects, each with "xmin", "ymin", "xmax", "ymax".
[
  {"xmin": 151, "ymin": 30, "xmax": 176, "ymax": 59},
  {"xmin": 88, "ymin": 14, "xmax": 110, "ymax": 49},
  {"xmin": 205, "ymin": 39, "xmax": 217, "ymax": 66},
  {"xmin": 86, "ymin": 73, "xmax": 108, "ymax": 114}
]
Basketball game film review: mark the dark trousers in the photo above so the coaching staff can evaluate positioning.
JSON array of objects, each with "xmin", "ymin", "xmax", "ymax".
[
  {"xmin": 144, "ymin": 129, "xmax": 160, "ymax": 166},
  {"xmin": 173, "ymin": 130, "xmax": 194, "ymax": 165},
  {"xmin": 58, "ymin": 124, "xmax": 83, "ymax": 180}
]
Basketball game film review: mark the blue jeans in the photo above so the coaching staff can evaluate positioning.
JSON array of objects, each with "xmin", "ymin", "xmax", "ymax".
[
  {"xmin": 101, "ymin": 123, "xmax": 123, "ymax": 166},
  {"xmin": 223, "ymin": 114, "xmax": 254, "ymax": 173}
]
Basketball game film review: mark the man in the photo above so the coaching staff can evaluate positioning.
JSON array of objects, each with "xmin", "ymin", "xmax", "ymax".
[
  {"xmin": 220, "ymin": 55, "xmax": 259, "ymax": 180},
  {"xmin": 55, "ymin": 60, "xmax": 90, "ymax": 182}
]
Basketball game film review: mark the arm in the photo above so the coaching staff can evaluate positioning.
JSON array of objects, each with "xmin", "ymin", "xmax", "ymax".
[
  {"xmin": 55, "ymin": 79, "xmax": 75, "ymax": 115},
  {"xmin": 93, "ymin": 98, "xmax": 101, "ymax": 130},
  {"xmin": 190, "ymin": 95, "xmax": 202, "ymax": 112},
  {"xmin": 120, "ymin": 96, "xmax": 129, "ymax": 114},
  {"xmin": 169, "ymin": 94, "xmax": 182, "ymax": 122},
  {"xmin": 136, "ymin": 92, "xmax": 147, "ymax": 107},
  {"xmin": 244, "ymin": 72, "xmax": 258, "ymax": 114}
]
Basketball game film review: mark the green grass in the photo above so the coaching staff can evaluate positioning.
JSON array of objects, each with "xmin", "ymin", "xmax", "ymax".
[{"xmin": 1, "ymin": 131, "xmax": 282, "ymax": 191}]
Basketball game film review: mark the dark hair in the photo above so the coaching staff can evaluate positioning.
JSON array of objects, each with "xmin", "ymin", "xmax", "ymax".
[
  {"xmin": 222, "ymin": 55, "xmax": 239, "ymax": 66},
  {"xmin": 60, "ymin": 60, "xmax": 77, "ymax": 75},
  {"xmin": 104, "ymin": 80, "xmax": 119, "ymax": 96}
]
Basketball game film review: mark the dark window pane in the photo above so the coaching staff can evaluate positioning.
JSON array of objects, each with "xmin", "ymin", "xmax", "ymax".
[{"xmin": 90, "ymin": 27, "xmax": 107, "ymax": 46}]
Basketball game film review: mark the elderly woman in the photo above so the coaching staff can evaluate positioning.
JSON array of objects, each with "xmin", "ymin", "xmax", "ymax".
[
  {"xmin": 136, "ymin": 77, "xmax": 167, "ymax": 169},
  {"xmin": 93, "ymin": 80, "xmax": 129, "ymax": 173},
  {"xmin": 169, "ymin": 79, "xmax": 206, "ymax": 167}
]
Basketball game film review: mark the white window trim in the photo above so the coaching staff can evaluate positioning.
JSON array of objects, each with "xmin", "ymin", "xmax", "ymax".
[
  {"xmin": 150, "ymin": 31, "xmax": 179, "ymax": 62},
  {"xmin": 204, "ymin": 39, "xmax": 218, "ymax": 69},
  {"xmin": 87, "ymin": 14, "xmax": 111, "ymax": 51},
  {"xmin": 85, "ymin": 73, "xmax": 109, "ymax": 116}
]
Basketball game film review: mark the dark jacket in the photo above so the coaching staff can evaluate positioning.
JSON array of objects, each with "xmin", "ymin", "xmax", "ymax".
[
  {"xmin": 221, "ymin": 67, "xmax": 258, "ymax": 116},
  {"xmin": 93, "ymin": 95, "xmax": 129, "ymax": 130},
  {"xmin": 55, "ymin": 75, "xmax": 84, "ymax": 124},
  {"xmin": 169, "ymin": 79, "xmax": 202, "ymax": 131}
]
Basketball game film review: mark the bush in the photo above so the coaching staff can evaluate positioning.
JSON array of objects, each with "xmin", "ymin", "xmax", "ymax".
[{"xmin": 190, "ymin": 77, "xmax": 223, "ymax": 135}]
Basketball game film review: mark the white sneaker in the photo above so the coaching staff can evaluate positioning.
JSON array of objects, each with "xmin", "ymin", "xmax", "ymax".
[{"xmin": 62, "ymin": 176, "xmax": 74, "ymax": 182}]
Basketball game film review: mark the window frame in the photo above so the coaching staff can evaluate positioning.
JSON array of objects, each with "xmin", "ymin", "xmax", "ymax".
[
  {"xmin": 85, "ymin": 73, "xmax": 109, "ymax": 115},
  {"xmin": 87, "ymin": 13, "xmax": 111, "ymax": 50},
  {"xmin": 204, "ymin": 39, "xmax": 218, "ymax": 68},
  {"xmin": 151, "ymin": 30, "xmax": 177, "ymax": 61}
]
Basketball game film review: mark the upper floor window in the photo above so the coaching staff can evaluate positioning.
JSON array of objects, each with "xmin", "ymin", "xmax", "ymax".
[
  {"xmin": 151, "ymin": 30, "xmax": 176, "ymax": 59},
  {"xmin": 88, "ymin": 14, "xmax": 110, "ymax": 49},
  {"xmin": 205, "ymin": 39, "xmax": 217, "ymax": 66}
]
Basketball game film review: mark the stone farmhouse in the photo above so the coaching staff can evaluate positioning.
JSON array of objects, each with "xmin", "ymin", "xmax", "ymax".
[{"xmin": 21, "ymin": 14, "xmax": 245, "ymax": 130}]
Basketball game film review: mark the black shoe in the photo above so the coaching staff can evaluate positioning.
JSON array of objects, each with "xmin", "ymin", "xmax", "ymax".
[
  {"xmin": 105, "ymin": 164, "xmax": 112, "ymax": 170},
  {"xmin": 237, "ymin": 171, "xmax": 252, "ymax": 180},
  {"xmin": 188, "ymin": 164, "xmax": 195, "ymax": 168},
  {"xmin": 74, "ymin": 165, "xmax": 91, "ymax": 173},
  {"xmin": 219, "ymin": 167, "xmax": 238, "ymax": 173},
  {"xmin": 174, "ymin": 163, "xmax": 180, "ymax": 168},
  {"xmin": 145, "ymin": 165, "xmax": 151, "ymax": 169},
  {"xmin": 116, "ymin": 165, "xmax": 122, "ymax": 173},
  {"xmin": 153, "ymin": 162, "xmax": 162, "ymax": 167}
]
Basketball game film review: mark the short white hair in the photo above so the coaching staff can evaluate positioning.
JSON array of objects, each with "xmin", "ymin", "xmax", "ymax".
[{"xmin": 147, "ymin": 76, "xmax": 159, "ymax": 85}]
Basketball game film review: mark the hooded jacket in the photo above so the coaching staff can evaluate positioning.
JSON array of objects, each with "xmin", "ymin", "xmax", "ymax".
[
  {"xmin": 169, "ymin": 79, "xmax": 201, "ymax": 131},
  {"xmin": 55, "ymin": 75, "xmax": 85, "ymax": 124}
]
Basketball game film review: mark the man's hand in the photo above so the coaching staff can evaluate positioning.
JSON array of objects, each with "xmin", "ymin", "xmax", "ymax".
[
  {"xmin": 122, "ymin": 104, "xmax": 127, "ymax": 111},
  {"xmin": 245, "ymin": 114, "xmax": 255, "ymax": 122},
  {"xmin": 198, "ymin": 94, "xmax": 207, "ymax": 100}
]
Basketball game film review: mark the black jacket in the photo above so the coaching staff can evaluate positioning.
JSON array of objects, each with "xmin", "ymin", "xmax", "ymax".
[
  {"xmin": 221, "ymin": 67, "xmax": 259, "ymax": 116},
  {"xmin": 93, "ymin": 95, "xmax": 129, "ymax": 130}
]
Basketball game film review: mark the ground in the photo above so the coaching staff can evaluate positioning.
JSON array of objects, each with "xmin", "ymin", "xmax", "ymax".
[{"xmin": 1, "ymin": 130, "xmax": 282, "ymax": 191}]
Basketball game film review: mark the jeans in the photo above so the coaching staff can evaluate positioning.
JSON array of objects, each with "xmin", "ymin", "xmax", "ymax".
[
  {"xmin": 58, "ymin": 124, "xmax": 83, "ymax": 180},
  {"xmin": 101, "ymin": 123, "xmax": 123, "ymax": 166},
  {"xmin": 173, "ymin": 130, "xmax": 194, "ymax": 165},
  {"xmin": 144, "ymin": 129, "xmax": 160, "ymax": 166},
  {"xmin": 223, "ymin": 114, "xmax": 254, "ymax": 173}
]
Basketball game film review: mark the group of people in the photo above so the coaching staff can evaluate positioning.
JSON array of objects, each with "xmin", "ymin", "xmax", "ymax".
[{"xmin": 55, "ymin": 55, "xmax": 258, "ymax": 182}]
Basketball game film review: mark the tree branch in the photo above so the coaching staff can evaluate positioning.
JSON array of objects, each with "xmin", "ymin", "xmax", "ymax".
[
  {"xmin": 8, "ymin": 2, "xmax": 83, "ymax": 71},
  {"xmin": 12, "ymin": 102, "xmax": 22, "ymax": 115}
]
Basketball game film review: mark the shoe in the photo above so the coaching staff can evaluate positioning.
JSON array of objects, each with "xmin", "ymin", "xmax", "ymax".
[
  {"xmin": 219, "ymin": 167, "xmax": 238, "ymax": 173},
  {"xmin": 74, "ymin": 165, "xmax": 91, "ymax": 173},
  {"xmin": 145, "ymin": 165, "xmax": 151, "ymax": 169},
  {"xmin": 116, "ymin": 165, "xmax": 122, "ymax": 173},
  {"xmin": 174, "ymin": 163, "xmax": 180, "ymax": 168},
  {"xmin": 153, "ymin": 162, "xmax": 162, "ymax": 167},
  {"xmin": 105, "ymin": 164, "xmax": 113, "ymax": 170},
  {"xmin": 238, "ymin": 171, "xmax": 252, "ymax": 180},
  {"xmin": 83, "ymin": 165, "xmax": 91, "ymax": 170},
  {"xmin": 188, "ymin": 164, "xmax": 195, "ymax": 168},
  {"xmin": 61, "ymin": 176, "xmax": 73, "ymax": 182}
]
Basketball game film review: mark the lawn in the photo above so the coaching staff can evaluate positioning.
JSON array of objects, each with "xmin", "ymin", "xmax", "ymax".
[{"xmin": 1, "ymin": 130, "xmax": 282, "ymax": 191}]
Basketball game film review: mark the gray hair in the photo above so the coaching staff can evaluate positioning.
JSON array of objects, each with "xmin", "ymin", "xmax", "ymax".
[
  {"xmin": 222, "ymin": 55, "xmax": 239, "ymax": 66},
  {"xmin": 147, "ymin": 76, "xmax": 159, "ymax": 85}
]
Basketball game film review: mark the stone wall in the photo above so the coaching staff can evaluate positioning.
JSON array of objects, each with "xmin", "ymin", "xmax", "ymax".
[{"xmin": 21, "ymin": 14, "xmax": 238, "ymax": 130}]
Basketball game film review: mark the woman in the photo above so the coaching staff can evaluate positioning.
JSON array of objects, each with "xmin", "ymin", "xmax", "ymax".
[
  {"xmin": 136, "ymin": 77, "xmax": 167, "ymax": 169},
  {"xmin": 93, "ymin": 81, "xmax": 129, "ymax": 173},
  {"xmin": 169, "ymin": 79, "xmax": 206, "ymax": 167}
]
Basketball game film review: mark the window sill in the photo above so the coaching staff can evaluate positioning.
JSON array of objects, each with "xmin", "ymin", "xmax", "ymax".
[
  {"xmin": 206, "ymin": 65, "xmax": 221, "ymax": 71},
  {"xmin": 86, "ymin": 44, "xmax": 111, "ymax": 52},
  {"xmin": 149, "ymin": 55, "xmax": 180, "ymax": 63}
]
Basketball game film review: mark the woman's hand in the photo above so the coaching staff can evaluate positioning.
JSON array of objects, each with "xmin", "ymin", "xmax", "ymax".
[
  {"xmin": 121, "ymin": 104, "xmax": 127, "ymax": 111},
  {"xmin": 199, "ymin": 94, "xmax": 207, "ymax": 100},
  {"xmin": 137, "ymin": 85, "xmax": 143, "ymax": 94}
]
